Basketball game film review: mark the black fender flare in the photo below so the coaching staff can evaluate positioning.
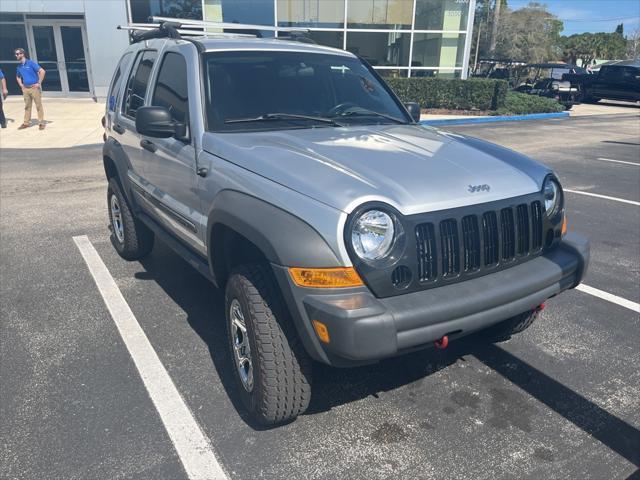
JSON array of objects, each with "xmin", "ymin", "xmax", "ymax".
[
  {"xmin": 206, "ymin": 190, "xmax": 342, "ymax": 274},
  {"xmin": 103, "ymin": 139, "xmax": 135, "ymax": 206}
]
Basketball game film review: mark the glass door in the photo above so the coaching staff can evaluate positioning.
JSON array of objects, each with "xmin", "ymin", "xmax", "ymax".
[
  {"xmin": 31, "ymin": 25, "xmax": 62, "ymax": 91},
  {"xmin": 59, "ymin": 26, "xmax": 89, "ymax": 92},
  {"xmin": 26, "ymin": 21, "xmax": 91, "ymax": 95}
]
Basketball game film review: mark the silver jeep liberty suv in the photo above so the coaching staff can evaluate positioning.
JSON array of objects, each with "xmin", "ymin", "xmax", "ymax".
[{"xmin": 103, "ymin": 21, "xmax": 589, "ymax": 425}]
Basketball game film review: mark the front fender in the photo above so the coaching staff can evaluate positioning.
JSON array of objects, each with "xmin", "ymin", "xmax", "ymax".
[{"xmin": 206, "ymin": 190, "xmax": 342, "ymax": 270}]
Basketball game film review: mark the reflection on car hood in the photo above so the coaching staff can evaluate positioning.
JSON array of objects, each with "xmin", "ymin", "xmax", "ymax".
[{"xmin": 202, "ymin": 124, "xmax": 550, "ymax": 214}]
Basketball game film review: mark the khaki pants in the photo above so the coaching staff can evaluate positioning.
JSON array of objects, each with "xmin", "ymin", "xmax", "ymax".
[{"xmin": 23, "ymin": 86, "xmax": 44, "ymax": 125}]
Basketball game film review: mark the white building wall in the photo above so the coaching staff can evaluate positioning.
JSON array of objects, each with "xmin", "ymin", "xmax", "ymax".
[
  {"xmin": 84, "ymin": 1, "xmax": 130, "ymax": 99},
  {"xmin": 1, "ymin": 0, "xmax": 130, "ymax": 99}
]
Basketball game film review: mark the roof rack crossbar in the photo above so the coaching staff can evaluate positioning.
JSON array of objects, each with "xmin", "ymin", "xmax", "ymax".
[
  {"xmin": 150, "ymin": 16, "xmax": 309, "ymax": 33},
  {"xmin": 125, "ymin": 23, "xmax": 256, "ymax": 37}
]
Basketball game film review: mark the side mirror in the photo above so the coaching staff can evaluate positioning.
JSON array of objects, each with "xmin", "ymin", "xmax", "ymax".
[
  {"xmin": 136, "ymin": 106, "xmax": 185, "ymax": 139},
  {"xmin": 404, "ymin": 102, "xmax": 421, "ymax": 123}
]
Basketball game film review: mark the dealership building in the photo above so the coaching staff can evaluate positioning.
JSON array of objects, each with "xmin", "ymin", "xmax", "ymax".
[{"xmin": 0, "ymin": 0, "xmax": 475, "ymax": 99}]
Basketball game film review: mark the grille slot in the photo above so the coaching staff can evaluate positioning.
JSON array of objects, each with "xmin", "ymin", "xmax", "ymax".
[
  {"xmin": 500, "ymin": 208, "xmax": 515, "ymax": 260},
  {"xmin": 416, "ymin": 223, "xmax": 437, "ymax": 282},
  {"xmin": 440, "ymin": 219, "xmax": 460, "ymax": 277},
  {"xmin": 391, "ymin": 266, "xmax": 412, "ymax": 289},
  {"xmin": 516, "ymin": 204, "xmax": 529, "ymax": 255},
  {"xmin": 461, "ymin": 215, "xmax": 480, "ymax": 271},
  {"xmin": 482, "ymin": 211, "xmax": 499, "ymax": 265},
  {"xmin": 531, "ymin": 201, "xmax": 543, "ymax": 250}
]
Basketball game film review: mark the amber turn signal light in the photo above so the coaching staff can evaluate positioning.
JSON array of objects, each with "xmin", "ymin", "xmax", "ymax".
[
  {"xmin": 312, "ymin": 320, "xmax": 330, "ymax": 344},
  {"xmin": 289, "ymin": 267, "xmax": 364, "ymax": 288},
  {"xmin": 562, "ymin": 215, "xmax": 568, "ymax": 236}
]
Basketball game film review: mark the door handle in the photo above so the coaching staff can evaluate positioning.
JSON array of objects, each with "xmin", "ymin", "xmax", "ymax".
[
  {"xmin": 140, "ymin": 139, "xmax": 157, "ymax": 153},
  {"xmin": 113, "ymin": 124, "xmax": 125, "ymax": 134}
]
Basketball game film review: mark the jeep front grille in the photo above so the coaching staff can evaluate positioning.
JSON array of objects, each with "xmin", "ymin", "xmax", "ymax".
[{"xmin": 416, "ymin": 201, "xmax": 544, "ymax": 283}]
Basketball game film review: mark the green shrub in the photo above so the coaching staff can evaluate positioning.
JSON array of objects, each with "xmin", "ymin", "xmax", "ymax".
[
  {"xmin": 386, "ymin": 78, "xmax": 508, "ymax": 111},
  {"xmin": 494, "ymin": 92, "xmax": 565, "ymax": 115}
]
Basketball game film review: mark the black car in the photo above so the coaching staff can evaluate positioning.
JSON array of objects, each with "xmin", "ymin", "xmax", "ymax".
[{"xmin": 566, "ymin": 61, "xmax": 640, "ymax": 103}]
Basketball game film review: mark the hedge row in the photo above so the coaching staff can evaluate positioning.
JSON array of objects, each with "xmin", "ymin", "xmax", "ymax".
[
  {"xmin": 494, "ymin": 91, "xmax": 565, "ymax": 115},
  {"xmin": 386, "ymin": 78, "xmax": 508, "ymax": 111}
]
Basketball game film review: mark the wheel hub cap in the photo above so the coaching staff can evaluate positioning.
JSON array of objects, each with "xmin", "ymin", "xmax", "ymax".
[
  {"xmin": 110, "ymin": 195, "xmax": 124, "ymax": 243},
  {"xmin": 230, "ymin": 299, "xmax": 253, "ymax": 392}
]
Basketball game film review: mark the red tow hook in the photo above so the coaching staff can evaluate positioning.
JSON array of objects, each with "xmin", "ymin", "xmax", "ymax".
[
  {"xmin": 434, "ymin": 335, "xmax": 449, "ymax": 349},
  {"xmin": 535, "ymin": 302, "xmax": 546, "ymax": 312}
]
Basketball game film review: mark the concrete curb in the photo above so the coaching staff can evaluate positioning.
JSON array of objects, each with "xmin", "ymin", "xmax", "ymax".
[{"xmin": 420, "ymin": 111, "xmax": 570, "ymax": 126}]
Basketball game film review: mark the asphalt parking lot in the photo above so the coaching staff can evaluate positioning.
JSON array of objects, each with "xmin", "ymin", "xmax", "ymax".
[{"xmin": 1, "ymin": 112, "xmax": 639, "ymax": 479}]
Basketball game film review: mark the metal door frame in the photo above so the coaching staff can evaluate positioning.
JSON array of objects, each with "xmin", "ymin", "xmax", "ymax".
[{"xmin": 25, "ymin": 19, "xmax": 93, "ymax": 97}]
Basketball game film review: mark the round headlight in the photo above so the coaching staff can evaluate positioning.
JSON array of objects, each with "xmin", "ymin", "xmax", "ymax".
[
  {"xmin": 543, "ymin": 178, "xmax": 561, "ymax": 217},
  {"xmin": 351, "ymin": 210, "xmax": 396, "ymax": 261}
]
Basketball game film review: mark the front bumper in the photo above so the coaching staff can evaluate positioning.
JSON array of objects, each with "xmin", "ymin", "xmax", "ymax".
[{"xmin": 273, "ymin": 233, "xmax": 589, "ymax": 367}]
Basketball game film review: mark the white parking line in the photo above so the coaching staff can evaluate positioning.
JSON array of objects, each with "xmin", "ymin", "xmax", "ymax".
[
  {"xmin": 595, "ymin": 157, "xmax": 640, "ymax": 167},
  {"xmin": 576, "ymin": 284, "xmax": 640, "ymax": 314},
  {"xmin": 564, "ymin": 189, "xmax": 640, "ymax": 206},
  {"xmin": 73, "ymin": 235, "xmax": 228, "ymax": 480}
]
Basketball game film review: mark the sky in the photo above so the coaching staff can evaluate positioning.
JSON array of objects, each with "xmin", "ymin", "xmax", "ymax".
[{"xmin": 506, "ymin": 0, "xmax": 640, "ymax": 35}]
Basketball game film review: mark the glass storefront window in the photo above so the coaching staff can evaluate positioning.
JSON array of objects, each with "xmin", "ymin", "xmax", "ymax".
[
  {"xmin": 0, "ymin": 23, "xmax": 28, "ymax": 60},
  {"xmin": 346, "ymin": 32, "xmax": 410, "ymax": 67},
  {"xmin": 347, "ymin": 0, "xmax": 413, "ymax": 29},
  {"xmin": 277, "ymin": 0, "xmax": 344, "ymax": 28},
  {"xmin": 130, "ymin": 0, "xmax": 203, "ymax": 23},
  {"xmin": 306, "ymin": 31, "xmax": 344, "ymax": 49},
  {"xmin": 374, "ymin": 69, "xmax": 408, "ymax": 78},
  {"xmin": 411, "ymin": 69, "xmax": 461, "ymax": 78},
  {"xmin": 412, "ymin": 33, "xmax": 465, "ymax": 68},
  {"xmin": 414, "ymin": 0, "xmax": 469, "ymax": 31},
  {"xmin": 205, "ymin": 0, "xmax": 274, "ymax": 26}
]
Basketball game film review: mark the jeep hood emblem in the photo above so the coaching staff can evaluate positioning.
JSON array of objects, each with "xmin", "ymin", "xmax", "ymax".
[{"xmin": 468, "ymin": 184, "xmax": 491, "ymax": 193}]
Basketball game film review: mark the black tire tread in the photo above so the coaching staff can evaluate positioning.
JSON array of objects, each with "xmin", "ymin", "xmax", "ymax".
[
  {"xmin": 227, "ymin": 264, "xmax": 311, "ymax": 425},
  {"xmin": 107, "ymin": 178, "xmax": 154, "ymax": 260},
  {"xmin": 489, "ymin": 309, "xmax": 539, "ymax": 342}
]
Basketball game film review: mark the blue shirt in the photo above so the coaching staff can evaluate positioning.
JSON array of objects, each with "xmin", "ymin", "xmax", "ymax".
[
  {"xmin": 17, "ymin": 59, "xmax": 41, "ymax": 86},
  {"xmin": 0, "ymin": 69, "xmax": 4, "ymax": 80}
]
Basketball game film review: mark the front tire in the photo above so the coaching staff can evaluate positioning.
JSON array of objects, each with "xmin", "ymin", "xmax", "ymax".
[
  {"xmin": 487, "ymin": 309, "xmax": 540, "ymax": 342},
  {"xmin": 225, "ymin": 264, "xmax": 312, "ymax": 425},
  {"xmin": 107, "ymin": 178, "xmax": 154, "ymax": 260}
]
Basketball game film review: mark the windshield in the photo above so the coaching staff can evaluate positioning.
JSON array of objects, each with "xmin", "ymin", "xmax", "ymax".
[{"xmin": 204, "ymin": 50, "xmax": 410, "ymax": 132}]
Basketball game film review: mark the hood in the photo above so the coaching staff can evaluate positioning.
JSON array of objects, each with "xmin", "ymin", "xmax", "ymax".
[{"xmin": 202, "ymin": 124, "xmax": 549, "ymax": 215}]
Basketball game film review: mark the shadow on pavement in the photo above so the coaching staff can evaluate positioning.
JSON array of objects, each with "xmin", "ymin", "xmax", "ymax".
[
  {"xmin": 473, "ymin": 343, "xmax": 640, "ymax": 467},
  {"xmin": 139, "ymin": 239, "xmax": 640, "ymax": 458}
]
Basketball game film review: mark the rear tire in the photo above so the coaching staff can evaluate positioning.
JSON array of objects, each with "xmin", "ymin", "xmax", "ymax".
[
  {"xmin": 487, "ymin": 309, "xmax": 540, "ymax": 342},
  {"xmin": 107, "ymin": 178, "xmax": 154, "ymax": 260},
  {"xmin": 225, "ymin": 264, "xmax": 312, "ymax": 425}
]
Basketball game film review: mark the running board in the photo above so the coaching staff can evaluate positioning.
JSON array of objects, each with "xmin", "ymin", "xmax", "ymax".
[{"xmin": 137, "ymin": 211, "xmax": 215, "ymax": 285}]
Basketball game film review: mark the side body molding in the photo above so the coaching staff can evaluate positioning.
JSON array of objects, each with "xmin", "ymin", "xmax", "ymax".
[{"xmin": 206, "ymin": 190, "xmax": 343, "ymax": 274}]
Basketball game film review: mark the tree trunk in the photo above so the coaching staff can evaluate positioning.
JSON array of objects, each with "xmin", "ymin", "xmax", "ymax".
[{"xmin": 489, "ymin": 0, "xmax": 502, "ymax": 56}]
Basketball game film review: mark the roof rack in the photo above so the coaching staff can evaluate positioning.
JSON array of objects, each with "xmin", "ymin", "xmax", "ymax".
[
  {"xmin": 118, "ymin": 18, "xmax": 313, "ymax": 43},
  {"xmin": 150, "ymin": 16, "xmax": 308, "ymax": 34}
]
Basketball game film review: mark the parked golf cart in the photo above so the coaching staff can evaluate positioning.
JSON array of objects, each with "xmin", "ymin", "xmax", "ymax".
[
  {"xmin": 514, "ymin": 63, "xmax": 587, "ymax": 110},
  {"xmin": 471, "ymin": 59, "xmax": 526, "ymax": 87}
]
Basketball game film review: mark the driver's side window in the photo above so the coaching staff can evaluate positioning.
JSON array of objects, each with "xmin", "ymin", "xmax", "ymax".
[{"xmin": 151, "ymin": 52, "xmax": 189, "ymax": 138}]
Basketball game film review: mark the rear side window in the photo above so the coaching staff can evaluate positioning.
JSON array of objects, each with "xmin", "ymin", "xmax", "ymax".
[
  {"xmin": 108, "ymin": 52, "xmax": 132, "ymax": 112},
  {"xmin": 600, "ymin": 66, "xmax": 621, "ymax": 81},
  {"xmin": 123, "ymin": 50, "xmax": 157, "ymax": 118},
  {"xmin": 152, "ymin": 52, "xmax": 189, "ymax": 128}
]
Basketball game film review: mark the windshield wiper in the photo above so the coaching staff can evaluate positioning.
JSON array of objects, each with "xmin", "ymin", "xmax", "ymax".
[
  {"xmin": 225, "ymin": 113, "xmax": 345, "ymax": 127},
  {"xmin": 337, "ymin": 108, "xmax": 409, "ymax": 124}
]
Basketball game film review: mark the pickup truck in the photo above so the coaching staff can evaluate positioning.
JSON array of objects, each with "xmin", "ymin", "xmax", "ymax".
[{"xmin": 564, "ymin": 61, "xmax": 640, "ymax": 103}]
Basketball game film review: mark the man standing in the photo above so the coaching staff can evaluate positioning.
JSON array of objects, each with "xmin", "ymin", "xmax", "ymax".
[
  {"xmin": 0, "ymin": 68, "xmax": 7, "ymax": 128},
  {"xmin": 15, "ymin": 48, "xmax": 46, "ymax": 130}
]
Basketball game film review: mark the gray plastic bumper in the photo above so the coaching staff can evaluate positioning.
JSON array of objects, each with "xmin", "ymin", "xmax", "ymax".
[{"xmin": 273, "ymin": 233, "xmax": 589, "ymax": 367}]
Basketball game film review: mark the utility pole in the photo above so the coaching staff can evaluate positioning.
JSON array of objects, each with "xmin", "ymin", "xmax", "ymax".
[{"xmin": 489, "ymin": 0, "xmax": 501, "ymax": 56}]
